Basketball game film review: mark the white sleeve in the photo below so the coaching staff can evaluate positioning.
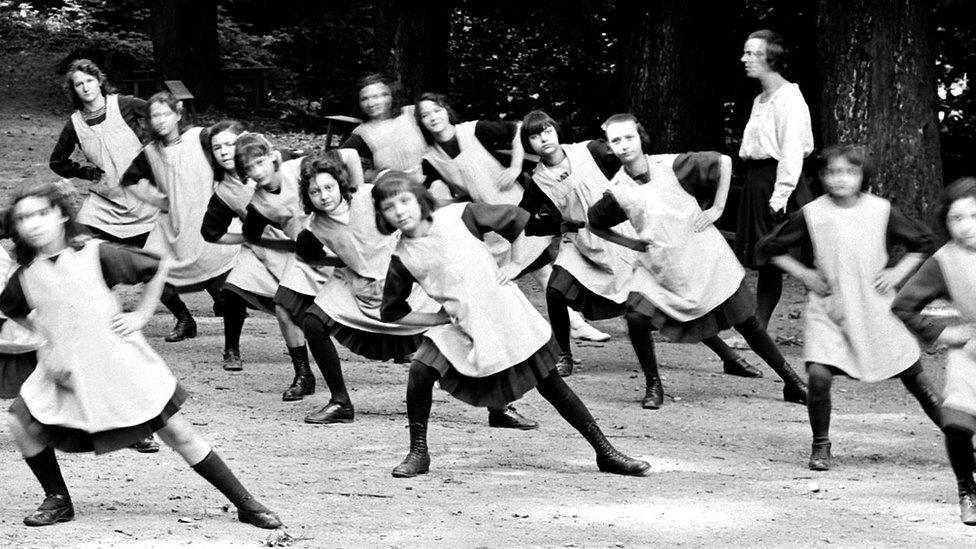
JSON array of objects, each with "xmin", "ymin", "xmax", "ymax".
[{"xmin": 769, "ymin": 89, "xmax": 814, "ymax": 211}]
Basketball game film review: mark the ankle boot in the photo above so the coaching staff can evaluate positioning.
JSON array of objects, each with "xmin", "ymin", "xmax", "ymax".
[
  {"xmin": 282, "ymin": 358, "xmax": 315, "ymax": 401},
  {"xmin": 808, "ymin": 442, "xmax": 832, "ymax": 471},
  {"xmin": 959, "ymin": 478, "xmax": 976, "ymax": 525},
  {"xmin": 165, "ymin": 312, "xmax": 197, "ymax": 343},
  {"xmin": 582, "ymin": 422, "xmax": 650, "ymax": 476},
  {"xmin": 555, "ymin": 354, "xmax": 574, "ymax": 377},
  {"xmin": 392, "ymin": 422, "xmax": 430, "ymax": 478},
  {"xmin": 769, "ymin": 361, "xmax": 807, "ymax": 404},
  {"xmin": 640, "ymin": 366, "xmax": 664, "ymax": 409},
  {"xmin": 23, "ymin": 493, "xmax": 74, "ymax": 527}
]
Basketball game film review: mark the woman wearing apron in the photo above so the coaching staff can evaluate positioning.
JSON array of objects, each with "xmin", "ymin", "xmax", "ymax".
[{"xmin": 49, "ymin": 59, "xmax": 158, "ymax": 248}]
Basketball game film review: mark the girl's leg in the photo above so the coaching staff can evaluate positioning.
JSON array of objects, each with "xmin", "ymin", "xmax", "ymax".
[
  {"xmin": 221, "ymin": 289, "xmax": 247, "ymax": 371},
  {"xmin": 806, "ymin": 362, "xmax": 833, "ymax": 470},
  {"xmin": 700, "ymin": 335, "xmax": 763, "ymax": 378},
  {"xmin": 205, "ymin": 278, "xmax": 226, "ymax": 317},
  {"xmin": 275, "ymin": 305, "xmax": 314, "ymax": 401},
  {"xmin": 624, "ymin": 310, "xmax": 663, "ymax": 409},
  {"xmin": 944, "ymin": 426, "xmax": 976, "ymax": 525},
  {"xmin": 392, "ymin": 361, "xmax": 438, "ymax": 478},
  {"xmin": 302, "ymin": 315, "xmax": 353, "ymax": 424},
  {"xmin": 535, "ymin": 373, "xmax": 649, "ymax": 475},
  {"xmin": 161, "ymin": 285, "xmax": 197, "ymax": 342},
  {"xmin": 529, "ymin": 266, "xmax": 609, "ymax": 342},
  {"xmin": 8, "ymin": 413, "xmax": 73, "ymax": 526},
  {"xmin": 545, "ymin": 284, "xmax": 575, "ymax": 376},
  {"xmin": 156, "ymin": 415, "xmax": 282, "ymax": 529},
  {"xmin": 733, "ymin": 315, "xmax": 807, "ymax": 404},
  {"xmin": 899, "ymin": 364, "xmax": 943, "ymax": 427},
  {"xmin": 755, "ymin": 265, "xmax": 783, "ymax": 331}
]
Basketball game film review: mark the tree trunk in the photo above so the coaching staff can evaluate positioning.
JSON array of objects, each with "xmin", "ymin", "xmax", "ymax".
[
  {"xmin": 373, "ymin": 0, "xmax": 452, "ymax": 104},
  {"xmin": 149, "ymin": 0, "xmax": 222, "ymax": 109},
  {"xmin": 613, "ymin": 1, "xmax": 732, "ymax": 152},
  {"xmin": 816, "ymin": 0, "xmax": 942, "ymax": 222}
]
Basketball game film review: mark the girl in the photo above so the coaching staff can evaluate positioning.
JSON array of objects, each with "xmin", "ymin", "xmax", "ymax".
[
  {"xmin": 120, "ymin": 92, "xmax": 240, "ymax": 343},
  {"xmin": 1, "ymin": 182, "xmax": 280, "ymax": 529},
  {"xmin": 415, "ymin": 94, "xmax": 609, "ymax": 345},
  {"xmin": 519, "ymin": 109, "xmax": 762, "ymax": 380},
  {"xmin": 296, "ymin": 154, "xmax": 536, "ymax": 430},
  {"xmin": 375, "ymin": 171, "xmax": 650, "ymax": 478},
  {"xmin": 49, "ymin": 59, "xmax": 159, "ymax": 248},
  {"xmin": 587, "ymin": 114, "xmax": 807, "ymax": 409},
  {"xmin": 892, "ymin": 177, "xmax": 976, "ymax": 524},
  {"xmin": 200, "ymin": 121, "xmax": 293, "ymax": 371},
  {"xmin": 761, "ymin": 144, "xmax": 941, "ymax": 471},
  {"xmin": 734, "ymin": 30, "xmax": 816, "ymax": 331}
]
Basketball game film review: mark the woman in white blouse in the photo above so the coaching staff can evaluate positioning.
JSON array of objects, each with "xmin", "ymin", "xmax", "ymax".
[{"xmin": 734, "ymin": 29, "xmax": 815, "ymax": 330}]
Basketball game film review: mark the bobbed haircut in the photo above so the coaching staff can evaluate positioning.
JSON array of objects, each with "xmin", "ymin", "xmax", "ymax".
[
  {"xmin": 747, "ymin": 29, "xmax": 789, "ymax": 73},
  {"xmin": 941, "ymin": 176, "xmax": 976, "ymax": 234},
  {"xmin": 202, "ymin": 119, "xmax": 247, "ymax": 181},
  {"xmin": 63, "ymin": 58, "xmax": 115, "ymax": 110},
  {"xmin": 147, "ymin": 91, "xmax": 185, "ymax": 142},
  {"xmin": 5, "ymin": 181, "xmax": 87, "ymax": 266},
  {"xmin": 233, "ymin": 132, "xmax": 278, "ymax": 181},
  {"xmin": 520, "ymin": 110, "xmax": 561, "ymax": 152},
  {"xmin": 370, "ymin": 170, "xmax": 437, "ymax": 235},
  {"xmin": 299, "ymin": 151, "xmax": 356, "ymax": 213},
  {"xmin": 414, "ymin": 92, "xmax": 462, "ymax": 144},
  {"xmin": 818, "ymin": 144, "xmax": 874, "ymax": 190},
  {"xmin": 600, "ymin": 113, "xmax": 650, "ymax": 151}
]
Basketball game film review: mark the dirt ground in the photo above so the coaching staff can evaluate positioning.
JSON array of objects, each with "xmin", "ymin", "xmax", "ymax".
[{"xmin": 1, "ymin": 49, "xmax": 974, "ymax": 549}]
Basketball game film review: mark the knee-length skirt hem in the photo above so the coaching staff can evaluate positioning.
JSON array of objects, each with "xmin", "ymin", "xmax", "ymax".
[
  {"xmin": 942, "ymin": 406, "xmax": 976, "ymax": 434},
  {"xmin": 169, "ymin": 269, "xmax": 231, "ymax": 295},
  {"xmin": 274, "ymin": 286, "xmax": 315, "ymax": 322},
  {"xmin": 0, "ymin": 352, "xmax": 37, "ymax": 399},
  {"xmin": 734, "ymin": 158, "xmax": 813, "ymax": 269},
  {"xmin": 414, "ymin": 336, "xmax": 559, "ymax": 408},
  {"xmin": 224, "ymin": 282, "xmax": 275, "ymax": 315},
  {"xmin": 626, "ymin": 280, "xmax": 756, "ymax": 343},
  {"xmin": 802, "ymin": 360, "xmax": 922, "ymax": 382},
  {"xmin": 548, "ymin": 265, "xmax": 626, "ymax": 321},
  {"xmin": 9, "ymin": 384, "xmax": 188, "ymax": 455},
  {"xmin": 305, "ymin": 305, "xmax": 424, "ymax": 362}
]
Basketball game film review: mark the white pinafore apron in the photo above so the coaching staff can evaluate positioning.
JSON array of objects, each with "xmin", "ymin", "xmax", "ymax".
[
  {"xmin": 395, "ymin": 203, "xmax": 552, "ymax": 376},
  {"xmin": 0, "ymin": 247, "xmax": 43, "ymax": 354},
  {"xmin": 423, "ymin": 121, "xmax": 552, "ymax": 268},
  {"xmin": 18, "ymin": 241, "xmax": 177, "ymax": 431},
  {"xmin": 801, "ymin": 195, "xmax": 920, "ymax": 380},
  {"xmin": 73, "ymin": 94, "xmax": 159, "ymax": 238},
  {"xmin": 248, "ymin": 158, "xmax": 331, "ymax": 296},
  {"xmin": 610, "ymin": 155, "xmax": 743, "ymax": 322},
  {"xmin": 532, "ymin": 142, "xmax": 639, "ymax": 303},
  {"xmin": 310, "ymin": 185, "xmax": 438, "ymax": 335},
  {"xmin": 215, "ymin": 175, "xmax": 291, "ymax": 301},
  {"xmin": 933, "ymin": 243, "xmax": 976, "ymax": 416},
  {"xmin": 143, "ymin": 127, "xmax": 239, "ymax": 287},
  {"xmin": 352, "ymin": 106, "xmax": 427, "ymax": 179}
]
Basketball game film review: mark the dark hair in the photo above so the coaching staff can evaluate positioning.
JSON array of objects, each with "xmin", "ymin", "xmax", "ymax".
[
  {"xmin": 747, "ymin": 29, "xmax": 789, "ymax": 73},
  {"xmin": 356, "ymin": 73, "xmax": 402, "ymax": 119},
  {"xmin": 233, "ymin": 132, "xmax": 279, "ymax": 181},
  {"xmin": 5, "ymin": 181, "xmax": 87, "ymax": 265},
  {"xmin": 147, "ymin": 91, "xmax": 185, "ymax": 142},
  {"xmin": 600, "ymin": 113, "xmax": 650, "ymax": 151},
  {"xmin": 414, "ymin": 92, "xmax": 461, "ymax": 144},
  {"xmin": 63, "ymin": 58, "xmax": 116, "ymax": 111},
  {"xmin": 202, "ymin": 120, "xmax": 247, "ymax": 181},
  {"xmin": 299, "ymin": 151, "xmax": 356, "ymax": 213},
  {"xmin": 818, "ymin": 144, "xmax": 874, "ymax": 190},
  {"xmin": 520, "ymin": 110, "xmax": 561, "ymax": 152},
  {"xmin": 370, "ymin": 170, "xmax": 437, "ymax": 235},
  {"xmin": 940, "ymin": 176, "xmax": 976, "ymax": 235}
]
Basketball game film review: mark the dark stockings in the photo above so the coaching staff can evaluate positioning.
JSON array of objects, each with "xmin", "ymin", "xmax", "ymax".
[
  {"xmin": 25, "ymin": 447, "xmax": 69, "ymax": 498},
  {"xmin": 945, "ymin": 427, "xmax": 976, "ymax": 485},
  {"xmin": 755, "ymin": 265, "xmax": 783, "ymax": 330},
  {"xmin": 222, "ymin": 290, "xmax": 247, "ymax": 352},
  {"xmin": 624, "ymin": 311, "xmax": 659, "ymax": 387},
  {"xmin": 302, "ymin": 315, "xmax": 348, "ymax": 405},
  {"xmin": 546, "ymin": 285, "xmax": 572, "ymax": 356}
]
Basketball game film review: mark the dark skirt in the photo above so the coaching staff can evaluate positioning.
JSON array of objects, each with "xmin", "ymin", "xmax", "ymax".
[
  {"xmin": 548, "ymin": 265, "xmax": 626, "ymax": 321},
  {"xmin": 164, "ymin": 269, "xmax": 231, "ymax": 295},
  {"xmin": 274, "ymin": 286, "xmax": 315, "ymax": 323},
  {"xmin": 224, "ymin": 282, "xmax": 276, "ymax": 315},
  {"xmin": 733, "ymin": 158, "xmax": 813, "ymax": 268},
  {"xmin": 0, "ymin": 352, "xmax": 37, "ymax": 399},
  {"xmin": 626, "ymin": 280, "xmax": 756, "ymax": 344},
  {"xmin": 9, "ymin": 384, "xmax": 188, "ymax": 455},
  {"xmin": 414, "ymin": 336, "xmax": 559, "ymax": 408},
  {"xmin": 305, "ymin": 304, "xmax": 424, "ymax": 362},
  {"xmin": 84, "ymin": 225, "xmax": 151, "ymax": 248},
  {"xmin": 805, "ymin": 360, "xmax": 923, "ymax": 382},
  {"xmin": 942, "ymin": 406, "xmax": 975, "ymax": 434}
]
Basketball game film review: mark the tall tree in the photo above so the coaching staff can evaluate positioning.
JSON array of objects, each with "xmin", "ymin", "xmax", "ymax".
[
  {"xmin": 149, "ymin": 0, "xmax": 222, "ymax": 109},
  {"xmin": 373, "ymin": 0, "xmax": 453, "ymax": 103},
  {"xmin": 816, "ymin": 0, "xmax": 943, "ymax": 221}
]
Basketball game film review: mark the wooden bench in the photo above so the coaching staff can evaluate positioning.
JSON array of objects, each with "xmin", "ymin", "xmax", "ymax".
[
  {"xmin": 320, "ymin": 115, "xmax": 362, "ymax": 149},
  {"xmin": 119, "ymin": 66, "xmax": 270, "ymax": 107}
]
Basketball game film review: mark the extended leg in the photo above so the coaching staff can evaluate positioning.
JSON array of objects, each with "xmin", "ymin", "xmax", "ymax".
[
  {"xmin": 220, "ymin": 289, "xmax": 247, "ymax": 371},
  {"xmin": 302, "ymin": 315, "xmax": 354, "ymax": 424},
  {"xmin": 806, "ymin": 362, "xmax": 833, "ymax": 471},
  {"xmin": 625, "ymin": 310, "xmax": 663, "ymax": 409},
  {"xmin": 161, "ymin": 285, "xmax": 196, "ymax": 342},
  {"xmin": 392, "ymin": 361, "xmax": 438, "ymax": 478},
  {"xmin": 734, "ymin": 315, "xmax": 807, "ymax": 404},
  {"xmin": 9, "ymin": 412, "xmax": 73, "ymax": 527}
]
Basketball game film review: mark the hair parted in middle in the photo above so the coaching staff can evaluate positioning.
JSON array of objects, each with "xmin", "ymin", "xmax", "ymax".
[{"xmin": 370, "ymin": 170, "xmax": 438, "ymax": 235}]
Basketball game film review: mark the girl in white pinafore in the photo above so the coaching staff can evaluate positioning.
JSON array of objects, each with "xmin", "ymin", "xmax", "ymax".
[
  {"xmin": 373, "ymin": 172, "xmax": 649, "ymax": 479},
  {"xmin": 894, "ymin": 177, "xmax": 976, "ymax": 525},
  {"xmin": 49, "ymin": 59, "xmax": 158, "ymax": 247},
  {"xmin": 588, "ymin": 114, "xmax": 807, "ymax": 410},
  {"xmin": 2, "ymin": 182, "xmax": 280, "ymax": 529},
  {"xmin": 518, "ymin": 109, "xmax": 763, "ymax": 380},
  {"xmin": 120, "ymin": 92, "xmax": 239, "ymax": 343},
  {"xmin": 761, "ymin": 144, "xmax": 941, "ymax": 472}
]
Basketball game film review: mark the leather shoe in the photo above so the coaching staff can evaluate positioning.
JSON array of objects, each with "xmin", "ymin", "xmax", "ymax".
[
  {"xmin": 304, "ymin": 401, "xmax": 354, "ymax": 424},
  {"xmin": 130, "ymin": 436, "xmax": 159, "ymax": 453},
  {"xmin": 555, "ymin": 354, "xmax": 574, "ymax": 377},
  {"xmin": 392, "ymin": 451, "xmax": 430, "ymax": 478},
  {"xmin": 784, "ymin": 384, "xmax": 808, "ymax": 405},
  {"xmin": 238, "ymin": 507, "xmax": 283, "ymax": 529},
  {"xmin": 488, "ymin": 405, "xmax": 539, "ymax": 430},
  {"xmin": 165, "ymin": 315, "xmax": 197, "ymax": 342},
  {"xmin": 722, "ymin": 357, "xmax": 763, "ymax": 378},
  {"xmin": 23, "ymin": 494, "xmax": 74, "ymax": 527},
  {"xmin": 808, "ymin": 442, "xmax": 831, "ymax": 471},
  {"xmin": 641, "ymin": 379, "xmax": 664, "ymax": 409},
  {"xmin": 222, "ymin": 348, "xmax": 243, "ymax": 371}
]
